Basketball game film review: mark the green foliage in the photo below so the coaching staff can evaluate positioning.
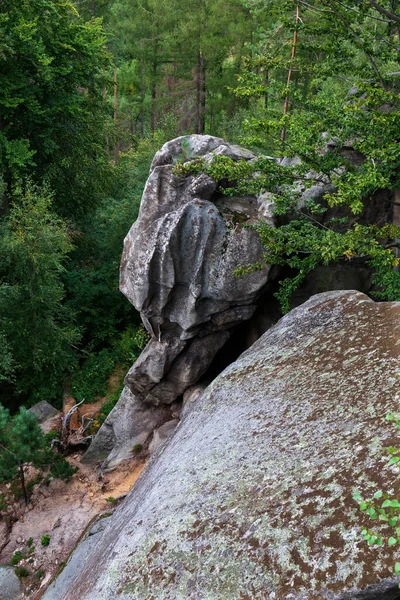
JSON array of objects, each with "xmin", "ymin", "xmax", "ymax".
[
  {"xmin": 0, "ymin": 493, "xmax": 7, "ymax": 512},
  {"xmin": 0, "ymin": 182, "xmax": 78, "ymax": 407},
  {"xmin": 255, "ymin": 221, "xmax": 400, "ymax": 313},
  {"xmin": 105, "ymin": 496, "xmax": 117, "ymax": 504},
  {"xmin": 15, "ymin": 566, "xmax": 29, "ymax": 578},
  {"xmin": 10, "ymin": 551, "xmax": 23, "ymax": 566},
  {"xmin": 40, "ymin": 534, "xmax": 50, "ymax": 547},
  {"xmin": 175, "ymin": 0, "xmax": 400, "ymax": 311},
  {"xmin": 0, "ymin": 406, "xmax": 46, "ymax": 484},
  {"xmin": 27, "ymin": 537, "xmax": 33, "ymax": 548},
  {"xmin": 36, "ymin": 570, "xmax": 44, "ymax": 580},
  {"xmin": 62, "ymin": 147, "xmax": 151, "ymax": 360},
  {"xmin": 0, "ymin": 403, "xmax": 77, "ymax": 504},
  {"xmin": 71, "ymin": 349, "xmax": 115, "ymax": 403},
  {"xmin": 47, "ymin": 453, "xmax": 78, "ymax": 482},
  {"xmin": 0, "ymin": 0, "xmax": 111, "ymax": 218},
  {"xmin": 354, "ymin": 411, "xmax": 400, "ymax": 579},
  {"xmin": 132, "ymin": 444, "xmax": 143, "ymax": 454}
]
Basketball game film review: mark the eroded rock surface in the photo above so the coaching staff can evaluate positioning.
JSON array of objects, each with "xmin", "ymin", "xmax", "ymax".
[
  {"xmin": 82, "ymin": 387, "xmax": 171, "ymax": 469},
  {"xmin": 120, "ymin": 134, "xmax": 273, "ymax": 405},
  {"xmin": 0, "ymin": 567, "xmax": 22, "ymax": 600},
  {"xmin": 84, "ymin": 135, "xmax": 274, "ymax": 467},
  {"xmin": 46, "ymin": 291, "xmax": 400, "ymax": 599}
]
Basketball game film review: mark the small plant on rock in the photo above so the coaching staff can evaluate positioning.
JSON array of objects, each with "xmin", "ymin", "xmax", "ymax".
[
  {"xmin": 353, "ymin": 411, "xmax": 400, "ymax": 580},
  {"xmin": 40, "ymin": 534, "xmax": 50, "ymax": 547},
  {"xmin": 15, "ymin": 566, "xmax": 29, "ymax": 578},
  {"xmin": 10, "ymin": 551, "xmax": 23, "ymax": 566}
]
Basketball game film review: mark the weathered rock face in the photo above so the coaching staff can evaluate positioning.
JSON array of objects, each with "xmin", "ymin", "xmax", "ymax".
[
  {"xmin": 120, "ymin": 135, "xmax": 273, "ymax": 406},
  {"xmin": 82, "ymin": 387, "xmax": 172, "ymax": 469},
  {"xmin": 84, "ymin": 135, "xmax": 274, "ymax": 467},
  {"xmin": 0, "ymin": 567, "xmax": 22, "ymax": 600},
  {"xmin": 47, "ymin": 291, "xmax": 400, "ymax": 599}
]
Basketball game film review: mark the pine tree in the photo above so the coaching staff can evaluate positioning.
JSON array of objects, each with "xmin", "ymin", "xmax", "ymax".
[{"xmin": 0, "ymin": 404, "xmax": 77, "ymax": 505}]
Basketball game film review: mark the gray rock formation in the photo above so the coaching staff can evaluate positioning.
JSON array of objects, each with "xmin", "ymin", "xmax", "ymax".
[
  {"xmin": 148, "ymin": 419, "xmax": 179, "ymax": 455},
  {"xmin": 0, "ymin": 566, "xmax": 22, "ymax": 600},
  {"xmin": 28, "ymin": 401, "xmax": 59, "ymax": 423},
  {"xmin": 42, "ymin": 516, "xmax": 112, "ymax": 600},
  {"xmin": 46, "ymin": 291, "xmax": 400, "ymax": 599},
  {"xmin": 120, "ymin": 135, "xmax": 274, "ymax": 405},
  {"xmin": 82, "ymin": 387, "xmax": 171, "ymax": 469},
  {"xmin": 84, "ymin": 135, "xmax": 275, "ymax": 467}
]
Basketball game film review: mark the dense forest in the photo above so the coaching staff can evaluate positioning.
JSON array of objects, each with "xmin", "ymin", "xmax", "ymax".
[{"xmin": 1, "ymin": 0, "xmax": 400, "ymax": 413}]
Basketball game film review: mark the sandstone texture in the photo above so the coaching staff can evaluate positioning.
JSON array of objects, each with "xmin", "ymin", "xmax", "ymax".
[
  {"xmin": 120, "ymin": 134, "xmax": 273, "ymax": 406},
  {"xmin": 0, "ymin": 567, "xmax": 22, "ymax": 600},
  {"xmin": 84, "ymin": 135, "xmax": 275, "ymax": 467},
  {"xmin": 47, "ymin": 291, "xmax": 400, "ymax": 599},
  {"xmin": 82, "ymin": 387, "xmax": 171, "ymax": 469}
]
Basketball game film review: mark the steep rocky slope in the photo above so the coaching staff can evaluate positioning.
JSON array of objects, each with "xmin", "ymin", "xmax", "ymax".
[{"xmin": 44, "ymin": 291, "xmax": 400, "ymax": 600}]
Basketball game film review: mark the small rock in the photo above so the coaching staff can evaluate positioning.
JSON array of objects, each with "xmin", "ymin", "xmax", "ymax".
[{"xmin": 28, "ymin": 401, "xmax": 60, "ymax": 424}]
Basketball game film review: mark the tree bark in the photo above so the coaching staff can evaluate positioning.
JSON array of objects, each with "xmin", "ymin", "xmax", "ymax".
[
  {"xmin": 281, "ymin": 3, "xmax": 300, "ymax": 146},
  {"xmin": 368, "ymin": 0, "xmax": 400, "ymax": 23},
  {"xmin": 113, "ymin": 67, "xmax": 119, "ymax": 161},
  {"xmin": 150, "ymin": 40, "xmax": 158, "ymax": 134},
  {"xmin": 19, "ymin": 463, "xmax": 28, "ymax": 505},
  {"xmin": 196, "ymin": 51, "xmax": 206, "ymax": 134}
]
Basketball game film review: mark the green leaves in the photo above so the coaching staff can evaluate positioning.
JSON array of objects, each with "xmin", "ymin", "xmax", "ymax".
[
  {"xmin": 354, "ymin": 412, "xmax": 400, "ymax": 570},
  {"xmin": 0, "ymin": 402, "xmax": 78, "ymax": 504},
  {"xmin": 0, "ymin": 182, "xmax": 79, "ymax": 405},
  {"xmin": 0, "ymin": 0, "xmax": 110, "ymax": 217}
]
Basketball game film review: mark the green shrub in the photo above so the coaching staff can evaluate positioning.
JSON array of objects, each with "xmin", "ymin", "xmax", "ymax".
[
  {"xmin": 71, "ymin": 349, "xmax": 115, "ymax": 403},
  {"xmin": 48, "ymin": 454, "xmax": 78, "ymax": 482},
  {"xmin": 35, "ymin": 570, "xmax": 44, "ymax": 580},
  {"xmin": 26, "ymin": 537, "xmax": 33, "ymax": 548},
  {"xmin": 0, "ymin": 493, "xmax": 7, "ymax": 512},
  {"xmin": 15, "ymin": 566, "xmax": 29, "ymax": 578},
  {"xmin": 354, "ymin": 410, "xmax": 400, "ymax": 579},
  {"xmin": 132, "ymin": 444, "xmax": 143, "ymax": 454},
  {"xmin": 113, "ymin": 325, "xmax": 150, "ymax": 367},
  {"xmin": 40, "ymin": 534, "xmax": 50, "ymax": 547},
  {"xmin": 10, "ymin": 551, "xmax": 23, "ymax": 566}
]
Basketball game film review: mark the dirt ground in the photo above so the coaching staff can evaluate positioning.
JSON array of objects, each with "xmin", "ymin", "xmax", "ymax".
[{"xmin": 0, "ymin": 452, "xmax": 147, "ymax": 599}]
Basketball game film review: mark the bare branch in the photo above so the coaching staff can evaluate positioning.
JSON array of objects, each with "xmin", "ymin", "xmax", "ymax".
[{"xmin": 367, "ymin": 0, "xmax": 400, "ymax": 23}]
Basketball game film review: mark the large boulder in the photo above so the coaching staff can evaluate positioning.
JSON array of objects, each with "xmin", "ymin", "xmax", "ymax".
[
  {"xmin": 83, "ymin": 136, "xmax": 275, "ymax": 467},
  {"xmin": 120, "ymin": 134, "xmax": 274, "ymax": 405},
  {"xmin": 45, "ymin": 291, "xmax": 400, "ymax": 599}
]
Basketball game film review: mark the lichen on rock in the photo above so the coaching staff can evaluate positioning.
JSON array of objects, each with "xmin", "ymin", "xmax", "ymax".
[{"xmin": 48, "ymin": 291, "xmax": 400, "ymax": 600}]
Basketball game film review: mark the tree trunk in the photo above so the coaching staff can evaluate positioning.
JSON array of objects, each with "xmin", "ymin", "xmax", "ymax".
[
  {"xmin": 281, "ymin": 3, "xmax": 300, "ymax": 146},
  {"xmin": 196, "ymin": 51, "xmax": 206, "ymax": 134},
  {"xmin": 150, "ymin": 82, "xmax": 157, "ymax": 133},
  {"xmin": 103, "ymin": 80, "xmax": 109, "ymax": 155},
  {"xmin": 140, "ymin": 60, "xmax": 145, "ymax": 138},
  {"xmin": 19, "ymin": 463, "xmax": 28, "ymax": 505},
  {"xmin": 113, "ymin": 67, "xmax": 119, "ymax": 161},
  {"xmin": 264, "ymin": 69, "xmax": 269, "ymax": 109},
  {"xmin": 150, "ymin": 42, "xmax": 158, "ymax": 134}
]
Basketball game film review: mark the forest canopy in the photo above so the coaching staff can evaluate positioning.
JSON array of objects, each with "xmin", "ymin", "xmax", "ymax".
[{"xmin": 0, "ymin": 0, "xmax": 399, "ymax": 410}]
